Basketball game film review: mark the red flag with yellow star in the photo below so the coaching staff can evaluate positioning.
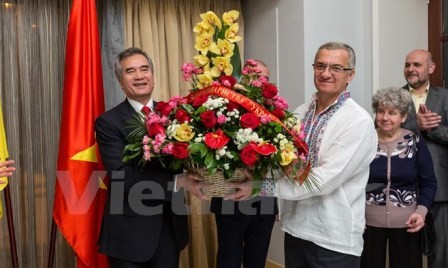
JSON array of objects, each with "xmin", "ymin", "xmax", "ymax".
[{"xmin": 52, "ymin": 0, "xmax": 109, "ymax": 267}]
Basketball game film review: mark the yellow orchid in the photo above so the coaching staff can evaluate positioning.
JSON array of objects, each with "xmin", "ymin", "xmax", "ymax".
[
  {"xmin": 224, "ymin": 23, "xmax": 242, "ymax": 43},
  {"xmin": 200, "ymin": 11, "xmax": 222, "ymax": 30},
  {"xmin": 211, "ymin": 56, "xmax": 233, "ymax": 77},
  {"xmin": 182, "ymin": 10, "xmax": 243, "ymax": 92},
  {"xmin": 193, "ymin": 21, "xmax": 215, "ymax": 37},
  {"xmin": 222, "ymin": 10, "xmax": 240, "ymax": 26},
  {"xmin": 173, "ymin": 123, "xmax": 195, "ymax": 142},
  {"xmin": 209, "ymin": 39, "xmax": 235, "ymax": 58},
  {"xmin": 195, "ymin": 34, "xmax": 214, "ymax": 55},
  {"xmin": 197, "ymin": 72, "xmax": 214, "ymax": 89},
  {"xmin": 193, "ymin": 54, "xmax": 210, "ymax": 67},
  {"xmin": 279, "ymin": 144, "xmax": 298, "ymax": 166}
]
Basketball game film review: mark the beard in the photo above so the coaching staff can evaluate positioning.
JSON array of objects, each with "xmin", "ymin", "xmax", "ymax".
[{"xmin": 406, "ymin": 75, "xmax": 425, "ymax": 89}]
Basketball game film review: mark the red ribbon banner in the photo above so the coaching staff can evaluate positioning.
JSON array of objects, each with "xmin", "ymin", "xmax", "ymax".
[{"xmin": 186, "ymin": 85, "xmax": 309, "ymax": 155}]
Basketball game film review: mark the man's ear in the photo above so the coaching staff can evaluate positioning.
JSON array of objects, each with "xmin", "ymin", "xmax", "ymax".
[{"xmin": 429, "ymin": 62, "xmax": 436, "ymax": 74}]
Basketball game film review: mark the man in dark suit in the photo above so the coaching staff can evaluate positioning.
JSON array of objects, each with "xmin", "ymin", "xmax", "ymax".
[
  {"xmin": 95, "ymin": 47, "xmax": 197, "ymax": 268},
  {"xmin": 210, "ymin": 60, "xmax": 278, "ymax": 268},
  {"xmin": 401, "ymin": 49, "xmax": 448, "ymax": 268}
]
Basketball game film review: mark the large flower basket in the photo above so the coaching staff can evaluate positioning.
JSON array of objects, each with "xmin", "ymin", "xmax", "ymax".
[{"xmin": 188, "ymin": 164, "xmax": 246, "ymax": 197}]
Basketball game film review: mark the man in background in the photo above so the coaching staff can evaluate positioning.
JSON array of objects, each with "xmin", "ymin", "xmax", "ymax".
[
  {"xmin": 401, "ymin": 49, "xmax": 448, "ymax": 268},
  {"xmin": 210, "ymin": 60, "xmax": 278, "ymax": 268}
]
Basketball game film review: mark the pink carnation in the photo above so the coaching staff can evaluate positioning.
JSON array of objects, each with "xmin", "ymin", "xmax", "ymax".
[
  {"xmin": 142, "ymin": 135, "xmax": 150, "ymax": 145},
  {"xmin": 251, "ymin": 80, "xmax": 263, "ymax": 87},
  {"xmin": 245, "ymin": 59, "xmax": 257, "ymax": 66},
  {"xmin": 260, "ymin": 115, "xmax": 272, "ymax": 124},
  {"xmin": 273, "ymin": 96, "xmax": 289, "ymax": 110},
  {"xmin": 162, "ymin": 143, "xmax": 174, "ymax": 154}
]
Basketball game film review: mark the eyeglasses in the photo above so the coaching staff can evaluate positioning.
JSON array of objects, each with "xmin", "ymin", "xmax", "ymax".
[{"xmin": 312, "ymin": 63, "xmax": 353, "ymax": 74}]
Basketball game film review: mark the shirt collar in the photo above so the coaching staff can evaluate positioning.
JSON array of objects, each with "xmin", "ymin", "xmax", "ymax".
[
  {"xmin": 409, "ymin": 83, "xmax": 430, "ymax": 94},
  {"xmin": 127, "ymin": 98, "xmax": 154, "ymax": 113}
]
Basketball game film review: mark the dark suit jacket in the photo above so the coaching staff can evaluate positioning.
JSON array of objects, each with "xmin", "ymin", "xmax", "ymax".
[
  {"xmin": 402, "ymin": 85, "xmax": 448, "ymax": 201},
  {"xmin": 95, "ymin": 99, "xmax": 188, "ymax": 262}
]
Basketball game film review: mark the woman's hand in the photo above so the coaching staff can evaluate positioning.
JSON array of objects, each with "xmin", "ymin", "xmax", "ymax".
[
  {"xmin": 0, "ymin": 160, "xmax": 15, "ymax": 183},
  {"xmin": 405, "ymin": 212, "xmax": 425, "ymax": 233}
]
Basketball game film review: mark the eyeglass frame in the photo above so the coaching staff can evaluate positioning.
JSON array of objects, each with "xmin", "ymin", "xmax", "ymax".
[{"xmin": 312, "ymin": 63, "xmax": 354, "ymax": 74}]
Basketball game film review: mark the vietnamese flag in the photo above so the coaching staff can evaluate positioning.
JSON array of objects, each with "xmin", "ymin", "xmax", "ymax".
[{"xmin": 52, "ymin": 0, "xmax": 109, "ymax": 267}]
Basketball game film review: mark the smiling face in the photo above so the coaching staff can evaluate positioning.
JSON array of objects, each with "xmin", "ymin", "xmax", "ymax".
[
  {"xmin": 404, "ymin": 50, "xmax": 435, "ymax": 90},
  {"xmin": 375, "ymin": 104, "xmax": 407, "ymax": 136},
  {"xmin": 313, "ymin": 48, "xmax": 355, "ymax": 100},
  {"xmin": 118, "ymin": 54, "xmax": 154, "ymax": 104}
]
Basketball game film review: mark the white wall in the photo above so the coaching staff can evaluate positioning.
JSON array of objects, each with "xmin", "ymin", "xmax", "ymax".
[
  {"xmin": 374, "ymin": 0, "xmax": 428, "ymax": 91},
  {"xmin": 242, "ymin": 0, "xmax": 428, "ymax": 266}
]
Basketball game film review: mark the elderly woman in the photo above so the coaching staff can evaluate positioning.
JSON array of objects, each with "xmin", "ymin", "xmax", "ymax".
[{"xmin": 361, "ymin": 87, "xmax": 437, "ymax": 268}]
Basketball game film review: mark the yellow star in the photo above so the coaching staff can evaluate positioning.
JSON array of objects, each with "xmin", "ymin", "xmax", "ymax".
[{"xmin": 71, "ymin": 143, "xmax": 107, "ymax": 190}]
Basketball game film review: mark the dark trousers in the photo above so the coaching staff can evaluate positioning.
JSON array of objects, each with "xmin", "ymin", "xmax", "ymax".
[
  {"xmin": 215, "ymin": 213, "xmax": 276, "ymax": 268},
  {"xmin": 284, "ymin": 232, "xmax": 360, "ymax": 268},
  {"xmin": 108, "ymin": 213, "xmax": 179, "ymax": 268},
  {"xmin": 361, "ymin": 225, "xmax": 422, "ymax": 268},
  {"xmin": 428, "ymin": 201, "xmax": 448, "ymax": 268}
]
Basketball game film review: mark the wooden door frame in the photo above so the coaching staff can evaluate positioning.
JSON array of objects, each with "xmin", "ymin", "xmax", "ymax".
[{"xmin": 428, "ymin": 0, "xmax": 443, "ymax": 86}]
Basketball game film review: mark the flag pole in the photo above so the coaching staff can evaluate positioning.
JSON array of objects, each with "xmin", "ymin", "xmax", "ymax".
[
  {"xmin": 4, "ymin": 184, "xmax": 18, "ymax": 268},
  {"xmin": 47, "ymin": 221, "xmax": 57, "ymax": 268}
]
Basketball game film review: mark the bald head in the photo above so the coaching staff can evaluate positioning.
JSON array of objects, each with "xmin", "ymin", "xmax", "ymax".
[{"xmin": 404, "ymin": 49, "xmax": 435, "ymax": 90}]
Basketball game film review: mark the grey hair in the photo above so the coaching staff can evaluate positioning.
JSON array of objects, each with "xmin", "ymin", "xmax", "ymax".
[
  {"xmin": 114, "ymin": 47, "xmax": 154, "ymax": 82},
  {"xmin": 372, "ymin": 87, "xmax": 412, "ymax": 115},
  {"xmin": 315, "ymin": 42, "xmax": 356, "ymax": 69}
]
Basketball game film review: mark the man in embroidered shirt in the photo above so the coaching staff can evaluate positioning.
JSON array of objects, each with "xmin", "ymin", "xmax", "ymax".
[
  {"xmin": 401, "ymin": 49, "xmax": 448, "ymax": 268},
  {"xmin": 227, "ymin": 42, "xmax": 378, "ymax": 267}
]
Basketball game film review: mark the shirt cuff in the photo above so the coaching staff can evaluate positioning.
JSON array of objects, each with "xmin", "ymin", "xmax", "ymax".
[
  {"xmin": 259, "ymin": 177, "xmax": 275, "ymax": 197},
  {"xmin": 173, "ymin": 173, "xmax": 188, "ymax": 192}
]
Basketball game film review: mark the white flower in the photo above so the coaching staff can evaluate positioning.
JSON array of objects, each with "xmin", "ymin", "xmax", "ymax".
[{"xmin": 223, "ymin": 163, "xmax": 230, "ymax": 170}]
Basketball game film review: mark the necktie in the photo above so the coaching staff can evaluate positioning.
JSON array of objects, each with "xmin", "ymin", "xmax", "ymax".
[{"xmin": 141, "ymin": 106, "xmax": 152, "ymax": 116}]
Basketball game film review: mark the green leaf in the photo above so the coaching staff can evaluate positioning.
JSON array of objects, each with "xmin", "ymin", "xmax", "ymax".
[
  {"xmin": 231, "ymin": 43, "xmax": 242, "ymax": 80},
  {"xmin": 170, "ymin": 159, "xmax": 183, "ymax": 171},
  {"xmin": 188, "ymin": 143, "xmax": 208, "ymax": 158},
  {"xmin": 204, "ymin": 151, "xmax": 215, "ymax": 169}
]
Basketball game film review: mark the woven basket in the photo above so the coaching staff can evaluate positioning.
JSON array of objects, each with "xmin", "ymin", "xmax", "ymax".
[{"xmin": 189, "ymin": 165, "xmax": 246, "ymax": 197}]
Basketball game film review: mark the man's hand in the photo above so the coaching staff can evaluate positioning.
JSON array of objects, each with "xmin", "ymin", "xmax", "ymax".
[
  {"xmin": 224, "ymin": 169, "xmax": 255, "ymax": 201},
  {"xmin": 176, "ymin": 171, "xmax": 210, "ymax": 200},
  {"xmin": 417, "ymin": 105, "xmax": 441, "ymax": 131}
]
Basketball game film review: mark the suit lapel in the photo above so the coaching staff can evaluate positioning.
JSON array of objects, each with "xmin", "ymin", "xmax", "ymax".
[{"xmin": 426, "ymin": 86, "xmax": 440, "ymax": 110}]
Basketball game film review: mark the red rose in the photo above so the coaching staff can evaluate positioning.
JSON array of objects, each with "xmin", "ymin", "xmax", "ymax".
[
  {"xmin": 204, "ymin": 129, "xmax": 230, "ymax": 149},
  {"xmin": 240, "ymin": 145, "xmax": 258, "ymax": 167},
  {"xmin": 148, "ymin": 123, "xmax": 165, "ymax": 138},
  {"xmin": 171, "ymin": 142, "xmax": 189, "ymax": 159},
  {"xmin": 175, "ymin": 109, "xmax": 191, "ymax": 123},
  {"xmin": 249, "ymin": 142, "xmax": 277, "ymax": 155},
  {"xmin": 219, "ymin": 75, "xmax": 237, "ymax": 89},
  {"xmin": 227, "ymin": 101, "xmax": 240, "ymax": 112},
  {"xmin": 191, "ymin": 94, "xmax": 209, "ymax": 108},
  {"xmin": 271, "ymin": 108, "xmax": 286, "ymax": 119},
  {"xmin": 200, "ymin": 110, "xmax": 217, "ymax": 128},
  {"xmin": 262, "ymin": 83, "xmax": 278, "ymax": 99},
  {"xmin": 155, "ymin": 101, "xmax": 173, "ymax": 116},
  {"xmin": 240, "ymin": 113, "xmax": 261, "ymax": 129}
]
